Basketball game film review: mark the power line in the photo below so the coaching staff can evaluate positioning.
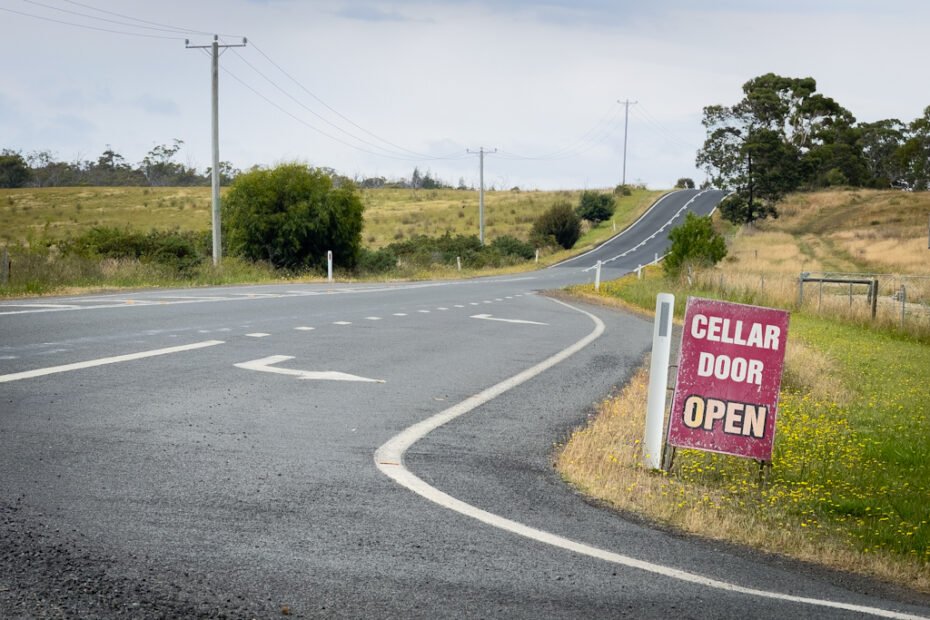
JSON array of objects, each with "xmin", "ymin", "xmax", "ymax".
[
  {"xmin": 246, "ymin": 41, "xmax": 466, "ymax": 161},
  {"xmin": 496, "ymin": 101, "xmax": 624, "ymax": 161},
  {"xmin": 22, "ymin": 0, "xmax": 192, "ymax": 35},
  {"xmin": 220, "ymin": 65, "xmax": 443, "ymax": 162},
  {"xmin": 58, "ymin": 0, "xmax": 229, "ymax": 36},
  {"xmin": 228, "ymin": 48, "xmax": 451, "ymax": 161},
  {"xmin": 0, "ymin": 5, "xmax": 186, "ymax": 39},
  {"xmin": 633, "ymin": 104, "xmax": 702, "ymax": 151}
]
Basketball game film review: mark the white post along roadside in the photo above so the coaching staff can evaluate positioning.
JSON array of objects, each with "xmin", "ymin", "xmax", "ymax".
[
  {"xmin": 643, "ymin": 293, "xmax": 675, "ymax": 469},
  {"xmin": 327, "ymin": 250, "xmax": 333, "ymax": 283}
]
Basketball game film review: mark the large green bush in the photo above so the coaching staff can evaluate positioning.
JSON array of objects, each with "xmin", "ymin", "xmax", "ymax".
[
  {"xmin": 222, "ymin": 164, "xmax": 364, "ymax": 270},
  {"xmin": 532, "ymin": 202, "xmax": 581, "ymax": 250},
  {"xmin": 575, "ymin": 190, "xmax": 616, "ymax": 224},
  {"xmin": 663, "ymin": 212, "xmax": 727, "ymax": 277}
]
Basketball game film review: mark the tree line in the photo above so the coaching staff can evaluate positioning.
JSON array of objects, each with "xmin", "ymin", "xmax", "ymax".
[
  {"xmin": 697, "ymin": 73, "xmax": 930, "ymax": 224},
  {"xmin": 0, "ymin": 139, "xmax": 238, "ymax": 189}
]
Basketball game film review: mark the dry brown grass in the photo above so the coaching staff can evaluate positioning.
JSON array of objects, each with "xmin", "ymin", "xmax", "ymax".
[
  {"xmin": 751, "ymin": 189, "xmax": 930, "ymax": 275},
  {"xmin": 556, "ymin": 361, "xmax": 930, "ymax": 593}
]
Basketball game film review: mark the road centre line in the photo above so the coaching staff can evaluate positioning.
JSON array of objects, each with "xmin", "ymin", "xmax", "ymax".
[
  {"xmin": 0, "ymin": 340, "xmax": 224, "ymax": 384},
  {"xmin": 374, "ymin": 300, "xmax": 924, "ymax": 620}
]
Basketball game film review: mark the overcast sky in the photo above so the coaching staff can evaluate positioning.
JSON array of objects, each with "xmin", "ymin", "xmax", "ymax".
[{"xmin": 2, "ymin": 0, "xmax": 928, "ymax": 190}]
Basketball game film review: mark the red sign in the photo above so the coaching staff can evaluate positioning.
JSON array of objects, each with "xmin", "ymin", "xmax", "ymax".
[{"xmin": 667, "ymin": 297, "xmax": 790, "ymax": 461}]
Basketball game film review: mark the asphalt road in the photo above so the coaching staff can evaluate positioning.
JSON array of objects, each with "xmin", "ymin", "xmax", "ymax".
[{"xmin": 2, "ymin": 189, "xmax": 928, "ymax": 619}]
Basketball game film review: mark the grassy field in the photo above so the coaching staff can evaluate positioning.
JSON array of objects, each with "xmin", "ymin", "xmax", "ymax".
[
  {"xmin": 1, "ymin": 187, "xmax": 212, "ymax": 245},
  {"xmin": 0, "ymin": 185, "xmax": 663, "ymax": 296},
  {"xmin": 558, "ymin": 189, "xmax": 930, "ymax": 591},
  {"xmin": 725, "ymin": 189, "xmax": 930, "ymax": 275}
]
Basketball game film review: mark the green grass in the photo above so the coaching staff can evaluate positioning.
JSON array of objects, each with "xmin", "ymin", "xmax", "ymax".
[
  {"xmin": 0, "ymin": 186, "xmax": 664, "ymax": 296},
  {"xmin": 1, "ymin": 187, "xmax": 212, "ymax": 245},
  {"xmin": 358, "ymin": 187, "xmax": 663, "ymax": 250},
  {"xmin": 569, "ymin": 269, "xmax": 930, "ymax": 570}
]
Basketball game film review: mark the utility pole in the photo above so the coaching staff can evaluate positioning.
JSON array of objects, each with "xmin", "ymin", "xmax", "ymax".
[
  {"xmin": 618, "ymin": 99, "xmax": 637, "ymax": 187},
  {"xmin": 466, "ymin": 147, "xmax": 497, "ymax": 244},
  {"xmin": 186, "ymin": 35, "xmax": 247, "ymax": 265}
]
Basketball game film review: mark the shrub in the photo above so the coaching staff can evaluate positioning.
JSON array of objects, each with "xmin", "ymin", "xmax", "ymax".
[
  {"xmin": 663, "ymin": 212, "xmax": 727, "ymax": 277},
  {"xmin": 490, "ymin": 235, "xmax": 535, "ymax": 260},
  {"xmin": 575, "ymin": 191, "xmax": 616, "ymax": 224},
  {"xmin": 63, "ymin": 227, "xmax": 208, "ymax": 276},
  {"xmin": 675, "ymin": 177, "xmax": 696, "ymax": 189},
  {"xmin": 222, "ymin": 164, "xmax": 364, "ymax": 271},
  {"xmin": 532, "ymin": 202, "xmax": 581, "ymax": 250},
  {"xmin": 357, "ymin": 247, "xmax": 397, "ymax": 274}
]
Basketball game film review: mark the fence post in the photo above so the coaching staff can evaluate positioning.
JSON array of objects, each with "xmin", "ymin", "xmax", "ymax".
[
  {"xmin": 0, "ymin": 247, "xmax": 8, "ymax": 286},
  {"xmin": 901, "ymin": 285, "xmax": 907, "ymax": 329},
  {"xmin": 870, "ymin": 280, "xmax": 878, "ymax": 320}
]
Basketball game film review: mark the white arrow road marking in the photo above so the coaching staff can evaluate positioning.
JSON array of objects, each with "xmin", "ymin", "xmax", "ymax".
[
  {"xmin": 0, "ymin": 340, "xmax": 225, "ymax": 384},
  {"xmin": 376, "ymin": 300, "xmax": 925, "ymax": 620},
  {"xmin": 470, "ymin": 314, "xmax": 548, "ymax": 326},
  {"xmin": 234, "ymin": 355, "xmax": 384, "ymax": 383}
]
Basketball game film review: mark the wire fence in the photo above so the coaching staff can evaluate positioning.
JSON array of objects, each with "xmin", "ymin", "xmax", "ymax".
[{"xmin": 688, "ymin": 269, "xmax": 930, "ymax": 339}]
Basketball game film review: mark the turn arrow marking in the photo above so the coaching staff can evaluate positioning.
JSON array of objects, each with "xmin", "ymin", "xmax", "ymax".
[
  {"xmin": 470, "ymin": 314, "xmax": 548, "ymax": 326},
  {"xmin": 234, "ymin": 355, "xmax": 385, "ymax": 383}
]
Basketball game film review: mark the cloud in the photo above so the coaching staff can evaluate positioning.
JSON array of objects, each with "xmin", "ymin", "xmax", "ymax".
[
  {"xmin": 132, "ymin": 95, "xmax": 181, "ymax": 116},
  {"xmin": 333, "ymin": 4, "xmax": 415, "ymax": 22}
]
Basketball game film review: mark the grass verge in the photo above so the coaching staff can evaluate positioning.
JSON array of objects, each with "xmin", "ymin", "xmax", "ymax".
[{"xmin": 558, "ymin": 268, "xmax": 930, "ymax": 592}]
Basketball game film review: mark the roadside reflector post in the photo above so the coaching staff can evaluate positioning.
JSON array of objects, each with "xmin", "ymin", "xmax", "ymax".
[
  {"xmin": 535, "ymin": 249, "xmax": 539, "ymax": 264},
  {"xmin": 327, "ymin": 250, "xmax": 333, "ymax": 283},
  {"xmin": 637, "ymin": 265, "xmax": 643, "ymax": 280},
  {"xmin": 644, "ymin": 293, "xmax": 674, "ymax": 470},
  {"xmin": 654, "ymin": 252, "xmax": 658, "ymax": 265},
  {"xmin": 613, "ymin": 221, "xmax": 616, "ymax": 232},
  {"xmin": 457, "ymin": 256, "xmax": 462, "ymax": 271},
  {"xmin": 595, "ymin": 260, "xmax": 602, "ymax": 292}
]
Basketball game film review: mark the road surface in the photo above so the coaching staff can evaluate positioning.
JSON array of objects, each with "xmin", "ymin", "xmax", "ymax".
[{"xmin": 2, "ymin": 189, "xmax": 928, "ymax": 618}]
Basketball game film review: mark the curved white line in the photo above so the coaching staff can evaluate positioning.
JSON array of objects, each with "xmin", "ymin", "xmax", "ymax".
[
  {"xmin": 374, "ymin": 299, "xmax": 927, "ymax": 620},
  {"xmin": 552, "ymin": 190, "xmax": 681, "ymax": 268}
]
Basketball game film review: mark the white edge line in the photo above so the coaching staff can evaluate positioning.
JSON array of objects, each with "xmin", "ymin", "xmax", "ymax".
[
  {"xmin": 0, "ymin": 340, "xmax": 225, "ymax": 384},
  {"xmin": 552, "ymin": 190, "xmax": 683, "ymax": 268},
  {"xmin": 373, "ymin": 299, "xmax": 925, "ymax": 620}
]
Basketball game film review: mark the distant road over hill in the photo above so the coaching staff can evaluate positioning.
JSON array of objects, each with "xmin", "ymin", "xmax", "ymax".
[{"xmin": 2, "ymin": 189, "xmax": 928, "ymax": 619}]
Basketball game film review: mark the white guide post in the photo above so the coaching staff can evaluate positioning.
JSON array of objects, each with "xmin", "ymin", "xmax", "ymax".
[
  {"xmin": 457, "ymin": 256, "xmax": 462, "ymax": 271},
  {"xmin": 594, "ymin": 260, "xmax": 602, "ymax": 292},
  {"xmin": 644, "ymin": 293, "xmax": 674, "ymax": 469},
  {"xmin": 327, "ymin": 250, "xmax": 333, "ymax": 283}
]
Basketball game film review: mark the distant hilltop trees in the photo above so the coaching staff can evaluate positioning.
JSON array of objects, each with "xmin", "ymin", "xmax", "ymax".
[
  {"xmin": 0, "ymin": 139, "xmax": 239, "ymax": 189},
  {"xmin": 697, "ymin": 72, "xmax": 930, "ymax": 224}
]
